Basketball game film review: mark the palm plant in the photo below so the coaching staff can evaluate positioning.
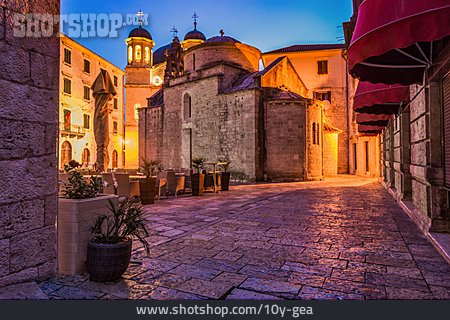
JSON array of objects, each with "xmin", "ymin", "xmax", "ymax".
[
  {"xmin": 89, "ymin": 198, "xmax": 150, "ymax": 254},
  {"xmin": 192, "ymin": 157, "xmax": 206, "ymax": 174},
  {"xmin": 140, "ymin": 158, "xmax": 161, "ymax": 178},
  {"xmin": 218, "ymin": 158, "xmax": 231, "ymax": 173}
]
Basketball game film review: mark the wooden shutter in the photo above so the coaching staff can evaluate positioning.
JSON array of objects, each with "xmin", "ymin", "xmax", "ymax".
[{"xmin": 443, "ymin": 74, "xmax": 450, "ymax": 188}]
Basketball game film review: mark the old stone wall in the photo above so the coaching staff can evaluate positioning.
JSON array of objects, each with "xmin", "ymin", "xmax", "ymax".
[
  {"xmin": 306, "ymin": 103, "xmax": 323, "ymax": 180},
  {"xmin": 140, "ymin": 74, "xmax": 261, "ymax": 180},
  {"xmin": 138, "ymin": 106, "xmax": 163, "ymax": 165},
  {"xmin": 260, "ymin": 58, "xmax": 308, "ymax": 98},
  {"xmin": 0, "ymin": 0, "xmax": 59, "ymax": 287},
  {"xmin": 409, "ymin": 85, "xmax": 431, "ymax": 227},
  {"xmin": 264, "ymin": 100, "xmax": 307, "ymax": 180},
  {"xmin": 184, "ymin": 43, "xmax": 261, "ymax": 73}
]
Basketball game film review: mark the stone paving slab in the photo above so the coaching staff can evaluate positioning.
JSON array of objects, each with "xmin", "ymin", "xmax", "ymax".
[{"xmin": 35, "ymin": 176, "xmax": 450, "ymax": 300}]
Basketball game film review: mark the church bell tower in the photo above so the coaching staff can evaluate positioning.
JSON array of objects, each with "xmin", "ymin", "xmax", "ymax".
[{"xmin": 124, "ymin": 10, "xmax": 156, "ymax": 169}]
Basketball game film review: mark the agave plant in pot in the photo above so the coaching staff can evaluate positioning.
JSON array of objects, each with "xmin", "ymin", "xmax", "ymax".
[
  {"xmin": 139, "ymin": 158, "xmax": 160, "ymax": 205},
  {"xmin": 58, "ymin": 161, "xmax": 118, "ymax": 275},
  {"xmin": 191, "ymin": 157, "xmax": 206, "ymax": 196},
  {"xmin": 218, "ymin": 159, "xmax": 232, "ymax": 191},
  {"xmin": 87, "ymin": 197, "xmax": 150, "ymax": 282}
]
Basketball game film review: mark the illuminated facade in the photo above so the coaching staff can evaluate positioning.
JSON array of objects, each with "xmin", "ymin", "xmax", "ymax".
[
  {"xmin": 263, "ymin": 45, "xmax": 381, "ymax": 178},
  {"xmin": 124, "ymin": 15, "xmax": 206, "ymax": 169},
  {"xmin": 59, "ymin": 34, "xmax": 125, "ymax": 170}
]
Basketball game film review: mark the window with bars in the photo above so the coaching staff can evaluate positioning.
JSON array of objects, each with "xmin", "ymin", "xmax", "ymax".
[
  {"xmin": 83, "ymin": 59, "xmax": 90, "ymax": 73},
  {"xmin": 64, "ymin": 48, "xmax": 71, "ymax": 65},
  {"xmin": 113, "ymin": 98, "xmax": 118, "ymax": 110},
  {"xmin": 84, "ymin": 86, "xmax": 90, "ymax": 100},
  {"xmin": 63, "ymin": 78, "xmax": 71, "ymax": 94},
  {"xmin": 83, "ymin": 114, "xmax": 90, "ymax": 129},
  {"xmin": 114, "ymin": 75, "xmax": 118, "ymax": 87},
  {"xmin": 313, "ymin": 91, "xmax": 332, "ymax": 103},
  {"xmin": 113, "ymin": 121, "xmax": 118, "ymax": 134},
  {"xmin": 317, "ymin": 60, "xmax": 328, "ymax": 74}
]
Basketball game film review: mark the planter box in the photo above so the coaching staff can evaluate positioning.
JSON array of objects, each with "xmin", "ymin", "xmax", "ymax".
[{"xmin": 58, "ymin": 195, "xmax": 118, "ymax": 275}]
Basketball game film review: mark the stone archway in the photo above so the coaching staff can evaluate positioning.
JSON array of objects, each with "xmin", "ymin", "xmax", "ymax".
[
  {"xmin": 82, "ymin": 148, "xmax": 90, "ymax": 167},
  {"xmin": 60, "ymin": 141, "xmax": 72, "ymax": 168},
  {"xmin": 112, "ymin": 149, "xmax": 118, "ymax": 168}
]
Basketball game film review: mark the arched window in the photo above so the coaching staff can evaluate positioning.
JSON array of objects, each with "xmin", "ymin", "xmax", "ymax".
[
  {"xmin": 112, "ymin": 150, "xmax": 118, "ymax": 168},
  {"xmin": 144, "ymin": 46, "xmax": 150, "ymax": 64},
  {"xmin": 128, "ymin": 46, "xmax": 133, "ymax": 63},
  {"xmin": 183, "ymin": 94, "xmax": 192, "ymax": 120},
  {"xmin": 312, "ymin": 123, "xmax": 316, "ymax": 145},
  {"xmin": 135, "ymin": 45, "xmax": 142, "ymax": 62},
  {"xmin": 82, "ymin": 148, "xmax": 90, "ymax": 167},
  {"xmin": 134, "ymin": 104, "xmax": 141, "ymax": 121},
  {"xmin": 60, "ymin": 141, "xmax": 72, "ymax": 168}
]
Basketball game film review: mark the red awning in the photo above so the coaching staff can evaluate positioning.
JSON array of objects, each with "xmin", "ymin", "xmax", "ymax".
[
  {"xmin": 356, "ymin": 113, "xmax": 391, "ymax": 127},
  {"xmin": 358, "ymin": 124, "xmax": 384, "ymax": 134},
  {"xmin": 348, "ymin": 0, "xmax": 450, "ymax": 85},
  {"xmin": 354, "ymin": 81, "xmax": 409, "ymax": 114}
]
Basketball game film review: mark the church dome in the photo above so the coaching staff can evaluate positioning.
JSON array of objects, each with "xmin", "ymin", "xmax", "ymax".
[
  {"xmin": 128, "ymin": 26, "xmax": 152, "ymax": 40},
  {"xmin": 184, "ymin": 28, "xmax": 206, "ymax": 41},
  {"xmin": 153, "ymin": 44, "xmax": 170, "ymax": 65},
  {"xmin": 206, "ymin": 35, "xmax": 240, "ymax": 44}
]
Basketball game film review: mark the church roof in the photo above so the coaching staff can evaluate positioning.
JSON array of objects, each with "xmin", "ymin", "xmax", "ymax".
[
  {"xmin": 153, "ymin": 44, "xmax": 170, "ymax": 65},
  {"xmin": 128, "ymin": 26, "xmax": 152, "ymax": 40},
  {"xmin": 264, "ymin": 43, "xmax": 345, "ymax": 54},
  {"xmin": 206, "ymin": 35, "xmax": 240, "ymax": 44},
  {"xmin": 268, "ymin": 90, "xmax": 305, "ymax": 100},
  {"xmin": 184, "ymin": 29, "xmax": 206, "ymax": 41}
]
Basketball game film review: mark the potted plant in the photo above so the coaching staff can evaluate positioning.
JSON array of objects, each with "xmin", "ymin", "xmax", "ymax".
[
  {"xmin": 58, "ymin": 161, "xmax": 118, "ymax": 275},
  {"xmin": 218, "ymin": 159, "xmax": 232, "ymax": 191},
  {"xmin": 139, "ymin": 158, "xmax": 160, "ymax": 205},
  {"xmin": 87, "ymin": 197, "xmax": 150, "ymax": 282},
  {"xmin": 191, "ymin": 157, "xmax": 206, "ymax": 196}
]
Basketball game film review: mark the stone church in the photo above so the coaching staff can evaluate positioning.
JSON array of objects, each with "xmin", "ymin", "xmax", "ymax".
[{"xmin": 133, "ymin": 22, "xmax": 343, "ymax": 181}]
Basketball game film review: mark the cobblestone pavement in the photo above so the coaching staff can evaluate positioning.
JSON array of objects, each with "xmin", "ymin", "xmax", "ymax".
[{"xmin": 40, "ymin": 176, "xmax": 450, "ymax": 300}]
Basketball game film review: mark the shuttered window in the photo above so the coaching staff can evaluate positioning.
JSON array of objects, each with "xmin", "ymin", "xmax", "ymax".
[{"xmin": 443, "ymin": 75, "xmax": 450, "ymax": 188}]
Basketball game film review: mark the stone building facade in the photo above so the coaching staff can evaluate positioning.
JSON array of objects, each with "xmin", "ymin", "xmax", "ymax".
[
  {"xmin": 0, "ymin": 0, "xmax": 59, "ymax": 287},
  {"xmin": 344, "ymin": 0, "xmax": 450, "ymax": 234},
  {"xmin": 59, "ymin": 35, "xmax": 125, "ymax": 170},
  {"xmin": 263, "ymin": 45, "xmax": 381, "ymax": 178},
  {"xmin": 139, "ymin": 34, "xmax": 336, "ymax": 181}
]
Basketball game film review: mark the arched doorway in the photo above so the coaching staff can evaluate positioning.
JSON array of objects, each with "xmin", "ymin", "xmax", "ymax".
[
  {"xmin": 82, "ymin": 148, "xmax": 90, "ymax": 167},
  {"xmin": 60, "ymin": 141, "xmax": 72, "ymax": 168},
  {"xmin": 112, "ymin": 150, "xmax": 118, "ymax": 168}
]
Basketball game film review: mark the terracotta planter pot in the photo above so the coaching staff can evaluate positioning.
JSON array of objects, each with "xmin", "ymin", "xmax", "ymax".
[
  {"xmin": 191, "ymin": 173, "xmax": 205, "ymax": 196},
  {"xmin": 87, "ymin": 238, "xmax": 132, "ymax": 282},
  {"xmin": 139, "ymin": 177, "xmax": 156, "ymax": 205},
  {"xmin": 221, "ymin": 172, "xmax": 231, "ymax": 191},
  {"xmin": 58, "ymin": 195, "xmax": 118, "ymax": 275}
]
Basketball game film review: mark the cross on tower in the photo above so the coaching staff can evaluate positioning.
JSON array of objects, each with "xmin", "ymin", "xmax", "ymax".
[
  {"xmin": 171, "ymin": 26, "xmax": 178, "ymax": 38},
  {"xmin": 192, "ymin": 12, "xmax": 199, "ymax": 29},
  {"xmin": 219, "ymin": 29, "xmax": 225, "ymax": 37},
  {"xmin": 137, "ymin": 9, "xmax": 144, "ymax": 27}
]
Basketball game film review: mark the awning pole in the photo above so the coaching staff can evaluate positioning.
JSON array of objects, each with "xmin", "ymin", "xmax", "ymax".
[{"xmin": 395, "ymin": 48, "xmax": 429, "ymax": 65}]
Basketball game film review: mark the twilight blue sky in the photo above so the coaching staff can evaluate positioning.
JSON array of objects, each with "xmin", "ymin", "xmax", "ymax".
[{"xmin": 61, "ymin": 0, "xmax": 352, "ymax": 69}]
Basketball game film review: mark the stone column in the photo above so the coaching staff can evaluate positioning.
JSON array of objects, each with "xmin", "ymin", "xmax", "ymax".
[
  {"xmin": 427, "ymin": 81, "xmax": 449, "ymax": 232},
  {"xmin": 399, "ymin": 108, "xmax": 412, "ymax": 200},
  {"xmin": 0, "ymin": 0, "xmax": 60, "ymax": 287}
]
